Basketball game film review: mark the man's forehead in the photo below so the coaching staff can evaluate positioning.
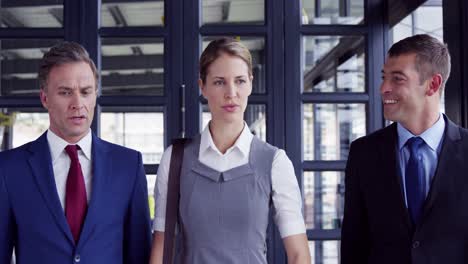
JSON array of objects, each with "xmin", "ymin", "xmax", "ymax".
[{"xmin": 384, "ymin": 53, "xmax": 417, "ymax": 71}]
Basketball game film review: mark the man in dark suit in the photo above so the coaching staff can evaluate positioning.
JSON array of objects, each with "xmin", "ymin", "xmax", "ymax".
[
  {"xmin": 341, "ymin": 34, "xmax": 468, "ymax": 264},
  {"xmin": 0, "ymin": 42, "xmax": 151, "ymax": 263}
]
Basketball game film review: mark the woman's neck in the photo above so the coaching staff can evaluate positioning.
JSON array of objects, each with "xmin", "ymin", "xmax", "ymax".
[{"xmin": 209, "ymin": 120, "xmax": 245, "ymax": 154}]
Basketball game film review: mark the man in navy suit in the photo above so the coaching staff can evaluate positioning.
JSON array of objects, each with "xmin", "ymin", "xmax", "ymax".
[
  {"xmin": 0, "ymin": 42, "xmax": 151, "ymax": 263},
  {"xmin": 341, "ymin": 34, "xmax": 468, "ymax": 264}
]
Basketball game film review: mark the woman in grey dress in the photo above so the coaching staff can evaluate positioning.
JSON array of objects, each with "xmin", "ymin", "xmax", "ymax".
[{"xmin": 149, "ymin": 37, "xmax": 310, "ymax": 264}]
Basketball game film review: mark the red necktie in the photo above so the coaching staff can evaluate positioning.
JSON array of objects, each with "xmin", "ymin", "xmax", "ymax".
[{"xmin": 65, "ymin": 145, "xmax": 88, "ymax": 243}]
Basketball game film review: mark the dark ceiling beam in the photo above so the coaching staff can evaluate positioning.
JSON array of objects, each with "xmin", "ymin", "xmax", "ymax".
[
  {"xmin": 1, "ymin": 54, "xmax": 164, "ymax": 74},
  {"xmin": 49, "ymin": 7, "xmax": 64, "ymax": 26},
  {"xmin": 424, "ymin": 0, "xmax": 442, "ymax": 6},
  {"xmin": 387, "ymin": 0, "xmax": 427, "ymax": 27},
  {"xmin": 0, "ymin": 10, "xmax": 25, "ymax": 27},
  {"xmin": 107, "ymin": 5, "xmax": 128, "ymax": 27},
  {"xmin": 0, "ymin": 38, "xmax": 162, "ymax": 50},
  {"xmin": 0, "ymin": 0, "xmax": 160, "ymax": 8},
  {"xmin": 303, "ymin": 37, "xmax": 364, "ymax": 88},
  {"xmin": 0, "ymin": 50, "xmax": 261, "ymax": 74},
  {"xmin": 101, "ymin": 72, "xmax": 163, "ymax": 88},
  {"xmin": 1, "ymin": 73, "xmax": 163, "ymax": 95}
]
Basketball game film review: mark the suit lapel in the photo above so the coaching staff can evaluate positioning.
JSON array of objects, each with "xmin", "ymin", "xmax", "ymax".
[
  {"xmin": 420, "ymin": 116, "xmax": 462, "ymax": 222},
  {"xmin": 378, "ymin": 124, "xmax": 413, "ymax": 233},
  {"xmin": 77, "ymin": 135, "xmax": 111, "ymax": 248},
  {"xmin": 28, "ymin": 132, "xmax": 74, "ymax": 244}
]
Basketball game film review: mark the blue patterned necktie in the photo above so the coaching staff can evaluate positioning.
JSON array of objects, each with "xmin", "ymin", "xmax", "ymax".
[{"xmin": 405, "ymin": 137, "xmax": 426, "ymax": 226}]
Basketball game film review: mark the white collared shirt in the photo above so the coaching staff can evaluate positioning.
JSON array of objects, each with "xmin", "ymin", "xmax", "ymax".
[
  {"xmin": 47, "ymin": 129, "xmax": 93, "ymax": 210},
  {"xmin": 153, "ymin": 123, "xmax": 306, "ymax": 238}
]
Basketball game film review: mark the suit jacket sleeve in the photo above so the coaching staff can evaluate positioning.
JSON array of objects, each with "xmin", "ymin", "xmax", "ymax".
[
  {"xmin": 340, "ymin": 140, "xmax": 370, "ymax": 263},
  {"xmin": 0, "ymin": 162, "xmax": 14, "ymax": 264},
  {"xmin": 123, "ymin": 151, "xmax": 152, "ymax": 263}
]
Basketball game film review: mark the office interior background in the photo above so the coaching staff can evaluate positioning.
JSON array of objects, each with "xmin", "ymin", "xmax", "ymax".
[{"xmin": 1, "ymin": 0, "xmax": 467, "ymax": 263}]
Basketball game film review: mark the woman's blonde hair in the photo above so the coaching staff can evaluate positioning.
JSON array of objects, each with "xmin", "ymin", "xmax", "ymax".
[{"xmin": 199, "ymin": 37, "xmax": 252, "ymax": 83}]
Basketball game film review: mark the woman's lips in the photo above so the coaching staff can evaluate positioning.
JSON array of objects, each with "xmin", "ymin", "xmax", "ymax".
[{"xmin": 222, "ymin": 104, "xmax": 239, "ymax": 112}]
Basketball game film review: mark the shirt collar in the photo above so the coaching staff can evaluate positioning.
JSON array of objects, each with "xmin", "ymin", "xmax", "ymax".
[
  {"xmin": 47, "ymin": 129, "xmax": 92, "ymax": 162},
  {"xmin": 397, "ymin": 113, "xmax": 445, "ymax": 152},
  {"xmin": 200, "ymin": 122, "xmax": 253, "ymax": 156}
]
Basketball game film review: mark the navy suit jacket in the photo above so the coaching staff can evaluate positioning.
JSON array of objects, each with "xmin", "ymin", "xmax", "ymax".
[
  {"xmin": 341, "ymin": 115, "xmax": 468, "ymax": 264},
  {"xmin": 0, "ymin": 132, "xmax": 151, "ymax": 264}
]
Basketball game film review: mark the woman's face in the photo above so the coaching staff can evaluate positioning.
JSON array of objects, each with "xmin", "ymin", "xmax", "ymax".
[{"xmin": 200, "ymin": 53, "xmax": 252, "ymax": 125}]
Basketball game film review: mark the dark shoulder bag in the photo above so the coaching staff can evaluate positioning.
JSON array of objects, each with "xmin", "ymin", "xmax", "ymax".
[{"xmin": 163, "ymin": 138, "xmax": 189, "ymax": 264}]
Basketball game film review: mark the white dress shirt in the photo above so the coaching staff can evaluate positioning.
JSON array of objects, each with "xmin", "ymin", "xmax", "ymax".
[
  {"xmin": 47, "ymin": 129, "xmax": 93, "ymax": 210},
  {"xmin": 153, "ymin": 123, "xmax": 306, "ymax": 238}
]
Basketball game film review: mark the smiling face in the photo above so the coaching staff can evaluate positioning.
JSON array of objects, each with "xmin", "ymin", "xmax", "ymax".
[
  {"xmin": 380, "ymin": 53, "xmax": 435, "ymax": 128},
  {"xmin": 200, "ymin": 53, "xmax": 252, "ymax": 126},
  {"xmin": 40, "ymin": 61, "xmax": 97, "ymax": 143}
]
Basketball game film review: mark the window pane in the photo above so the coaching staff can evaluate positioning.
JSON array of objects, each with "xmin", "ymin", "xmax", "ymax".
[
  {"xmin": 202, "ymin": 0, "xmax": 264, "ymax": 25},
  {"xmin": 308, "ymin": 240, "xmax": 340, "ymax": 264},
  {"xmin": 303, "ymin": 104, "xmax": 365, "ymax": 160},
  {"xmin": 1, "ymin": 39, "xmax": 62, "ymax": 96},
  {"xmin": 100, "ymin": 107, "xmax": 164, "ymax": 164},
  {"xmin": 101, "ymin": 1, "xmax": 164, "ymax": 27},
  {"xmin": 202, "ymin": 104, "xmax": 266, "ymax": 142},
  {"xmin": 202, "ymin": 36, "xmax": 266, "ymax": 94},
  {"xmin": 304, "ymin": 171, "xmax": 344, "ymax": 230},
  {"xmin": 303, "ymin": 36, "xmax": 365, "ymax": 93},
  {"xmin": 100, "ymin": 38, "xmax": 164, "ymax": 96},
  {"xmin": 391, "ymin": 4, "xmax": 444, "ymax": 113},
  {"xmin": 302, "ymin": 0, "xmax": 363, "ymax": 25},
  {"xmin": 147, "ymin": 174, "xmax": 157, "ymax": 219},
  {"xmin": 0, "ymin": 1, "xmax": 63, "ymax": 28},
  {"xmin": 3, "ymin": 111, "xmax": 49, "ymax": 149}
]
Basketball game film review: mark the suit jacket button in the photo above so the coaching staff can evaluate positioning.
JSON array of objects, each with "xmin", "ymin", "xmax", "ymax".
[
  {"xmin": 74, "ymin": 254, "xmax": 81, "ymax": 262},
  {"xmin": 412, "ymin": 241, "xmax": 420, "ymax": 249}
]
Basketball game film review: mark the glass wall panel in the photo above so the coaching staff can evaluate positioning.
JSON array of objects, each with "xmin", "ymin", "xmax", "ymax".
[
  {"xmin": 303, "ymin": 103, "xmax": 365, "ymax": 160},
  {"xmin": 303, "ymin": 171, "xmax": 344, "ymax": 230},
  {"xmin": 1, "ymin": 39, "xmax": 62, "ymax": 96},
  {"xmin": 391, "ymin": 3, "xmax": 444, "ymax": 112},
  {"xmin": 308, "ymin": 240, "xmax": 340, "ymax": 264},
  {"xmin": 0, "ymin": 109, "xmax": 49, "ymax": 150},
  {"xmin": 147, "ymin": 174, "xmax": 157, "ymax": 219},
  {"xmin": 101, "ymin": 0, "xmax": 164, "ymax": 27},
  {"xmin": 202, "ymin": 0, "xmax": 264, "ymax": 25},
  {"xmin": 0, "ymin": 0, "xmax": 63, "ymax": 28},
  {"xmin": 100, "ymin": 38, "xmax": 164, "ymax": 96},
  {"xmin": 202, "ymin": 36, "xmax": 266, "ymax": 94},
  {"xmin": 392, "ymin": 5, "xmax": 443, "ymax": 43},
  {"xmin": 202, "ymin": 104, "xmax": 266, "ymax": 142},
  {"xmin": 302, "ymin": 0, "xmax": 363, "ymax": 25},
  {"xmin": 100, "ymin": 107, "xmax": 164, "ymax": 164},
  {"xmin": 303, "ymin": 36, "xmax": 365, "ymax": 93}
]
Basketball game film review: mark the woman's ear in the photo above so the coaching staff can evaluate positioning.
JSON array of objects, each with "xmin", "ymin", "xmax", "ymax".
[{"xmin": 198, "ymin": 78, "xmax": 206, "ymax": 97}]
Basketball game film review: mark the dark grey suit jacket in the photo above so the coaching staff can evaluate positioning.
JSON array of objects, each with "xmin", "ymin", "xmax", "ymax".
[{"xmin": 341, "ymin": 115, "xmax": 468, "ymax": 264}]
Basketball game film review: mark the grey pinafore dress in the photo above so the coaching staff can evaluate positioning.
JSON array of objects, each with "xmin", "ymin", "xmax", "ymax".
[{"xmin": 177, "ymin": 134, "xmax": 277, "ymax": 264}]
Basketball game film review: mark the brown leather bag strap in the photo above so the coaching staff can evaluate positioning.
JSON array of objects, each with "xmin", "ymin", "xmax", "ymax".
[{"xmin": 163, "ymin": 138, "xmax": 189, "ymax": 264}]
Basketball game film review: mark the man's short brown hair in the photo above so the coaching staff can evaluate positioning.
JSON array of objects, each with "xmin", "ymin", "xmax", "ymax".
[
  {"xmin": 388, "ymin": 34, "xmax": 451, "ymax": 91},
  {"xmin": 38, "ymin": 41, "xmax": 98, "ymax": 90}
]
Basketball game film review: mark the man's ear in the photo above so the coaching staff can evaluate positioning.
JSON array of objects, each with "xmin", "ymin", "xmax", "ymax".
[
  {"xmin": 426, "ymin": 73, "xmax": 443, "ymax": 96},
  {"xmin": 40, "ymin": 89, "xmax": 49, "ymax": 110}
]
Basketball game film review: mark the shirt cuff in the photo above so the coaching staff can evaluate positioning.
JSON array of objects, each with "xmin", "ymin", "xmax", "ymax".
[
  {"xmin": 277, "ymin": 219, "xmax": 306, "ymax": 238},
  {"xmin": 152, "ymin": 217, "xmax": 165, "ymax": 232}
]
